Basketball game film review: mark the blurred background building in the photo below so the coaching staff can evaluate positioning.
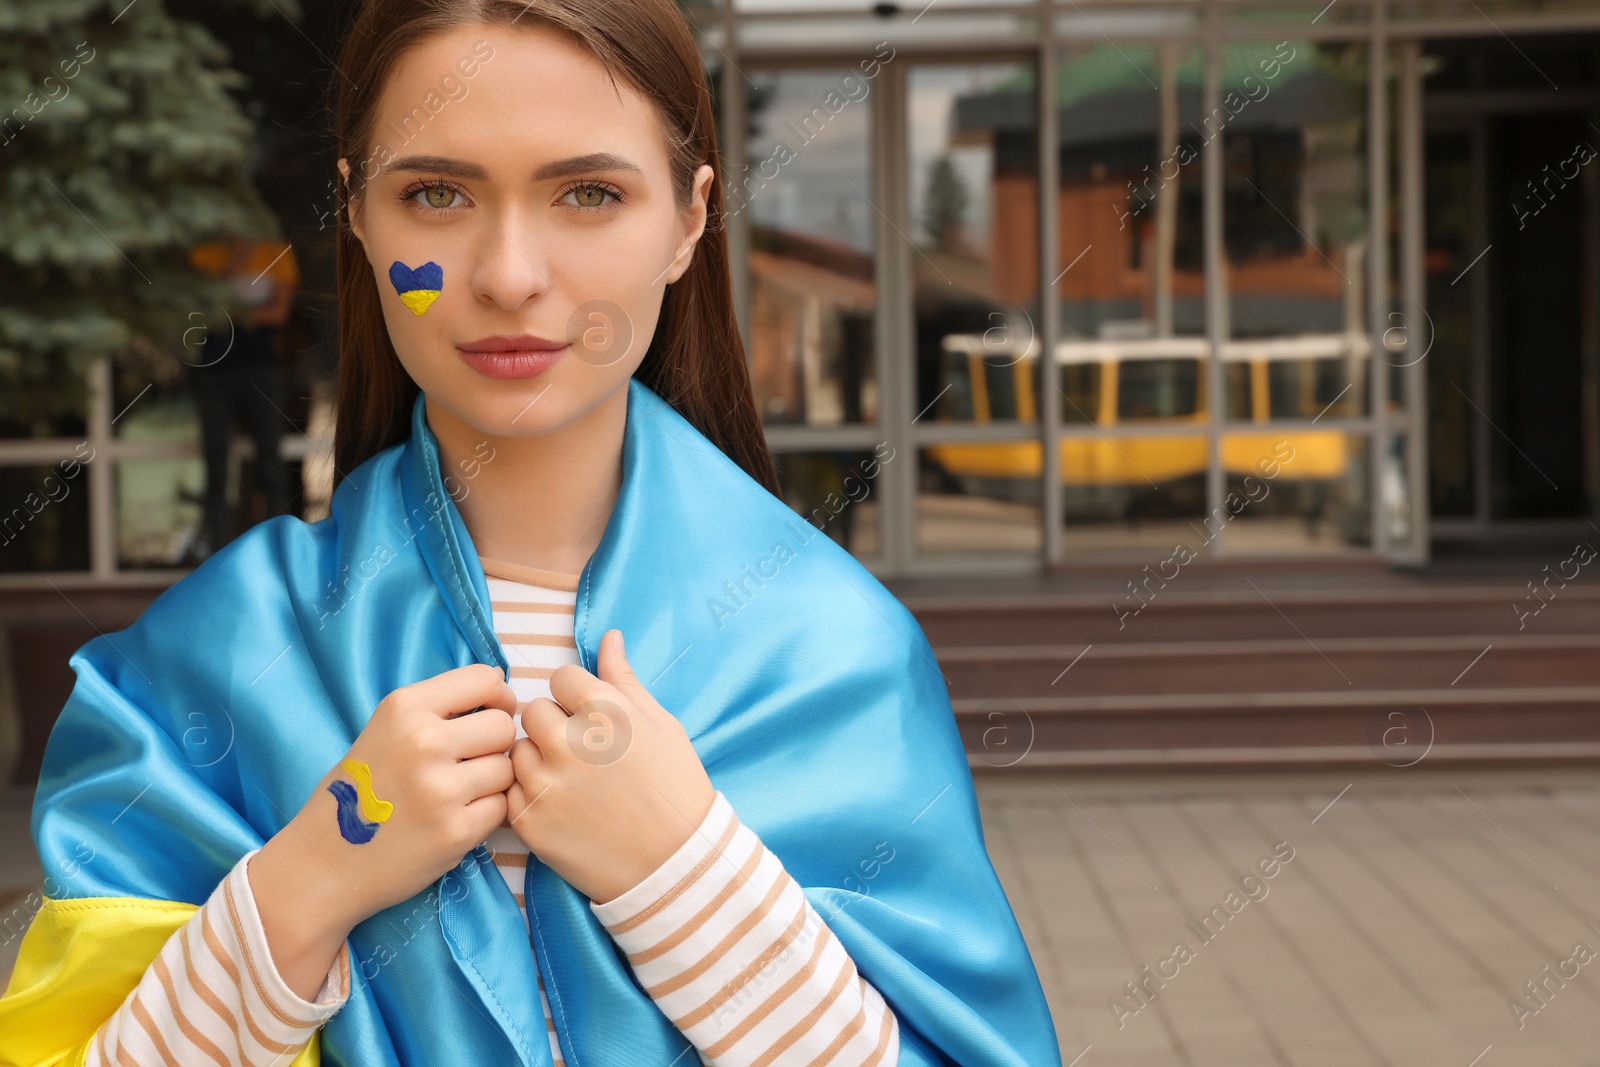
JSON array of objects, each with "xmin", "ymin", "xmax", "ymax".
[
  {"xmin": 1, "ymin": 0, "xmax": 1596, "ymax": 770},
  {"xmin": 6, "ymin": 2, "xmax": 1600, "ymax": 1059},
  {"xmin": 3, "ymin": 0, "xmax": 1600, "ymax": 775}
]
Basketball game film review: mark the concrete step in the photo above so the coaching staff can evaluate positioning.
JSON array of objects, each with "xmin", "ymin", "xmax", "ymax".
[
  {"xmin": 906, "ymin": 586, "xmax": 1600, "ymax": 769},
  {"xmin": 908, "ymin": 587, "xmax": 1600, "ymax": 646},
  {"xmin": 937, "ymin": 634, "xmax": 1600, "ymax": 696},
  {"xmin": 954, "ymin": 686, "xmax": 1600, "ymax": 768}
]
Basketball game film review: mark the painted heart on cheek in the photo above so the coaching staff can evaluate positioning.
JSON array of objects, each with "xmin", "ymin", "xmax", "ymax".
[{"xmin": 389, "ymin": 260, "xmax": 444, "ymax": 316}]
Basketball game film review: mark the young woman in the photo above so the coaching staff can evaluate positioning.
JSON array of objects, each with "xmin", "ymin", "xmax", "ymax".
[{"xmin": 0, "ymin": 2, "xmax": 1061, "ymax": 1065}]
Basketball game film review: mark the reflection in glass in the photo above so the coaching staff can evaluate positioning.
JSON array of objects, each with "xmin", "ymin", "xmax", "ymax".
[
  {"xmin": 910, "ymin": 61, "xmax": 1039, "ymax": 425},
  {"xmin": 1118, "ymin": 358, "xmax": 1200, "ymax": 420},
  {"xmin": 0, "ymin": 463, "xmax": 92, "ymax": 572},
  {"xmin": 1223, "ymin": 40, "xmax": 1368, "ymax": 420},
  {"xmin": 1053, "ymin": 43, "xmax": 1206, "ymax": 346},
  {"xmin": 1424, "ymin": 130, "xmax": 1475, "ymax": 518},
  {"xmin": 737, "ymin": 0, "xmax": 1031, "ymax": 8},
  {"xmin": 934, "ymin": 331, "xmax": 1039, "ymax": 423},
  {"xmin": 772, "ymin": 449, "xmax": 886, "ymax": 559},
  {"xmin": 1044, "ymin": 41, "xmax": 1215, "ymax": 556},
  {"xmin": 918, "ymin": 444, "xmax": 1043, "ymax": 555},
  {"xmin": 1064, "ymin": 431, "xmax": 1369, "ymax": 555},
  {"xmin": 1220, "ymin": 432, "xmax": 1372, "ymax": 551},
  {"xmin": 0, "ymin": 397, "xmax": 86, "ymax": 440},
  {"xmin": 1061, "ymin": 435, "xmax": 1209, "ymax": 555},
  {"xmin": 117, "ymin": 457, "xmax": 205, "ymax": 569},
  {"xmin": 744, "ymin": 67, "xmax": 881, "ymax": 427},
  {"xmin": 115, "ymin": 394, "xmax": 205, "ymax": 568}
]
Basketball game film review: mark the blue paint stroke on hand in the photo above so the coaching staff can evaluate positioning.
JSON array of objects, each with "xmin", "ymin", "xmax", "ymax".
[{"xmin": 328, "ymin": 779, "xmax": 380, "ymax": 844}]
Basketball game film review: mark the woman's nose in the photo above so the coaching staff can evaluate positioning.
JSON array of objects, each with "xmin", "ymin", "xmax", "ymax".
[{"xmin": 467, "ymin": 207, "xmax": 552, "ymax": 311}]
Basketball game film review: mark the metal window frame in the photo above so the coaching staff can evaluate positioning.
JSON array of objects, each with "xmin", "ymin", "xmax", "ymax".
[{"xmin": 0, "ymin": 358, "xmax": 330, "ymax": 588}]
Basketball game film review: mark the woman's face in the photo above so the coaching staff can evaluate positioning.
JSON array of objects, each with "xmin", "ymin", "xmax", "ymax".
[{"xmin": 341, "ymin": 23, "xmax": 713, "ymax": 439}]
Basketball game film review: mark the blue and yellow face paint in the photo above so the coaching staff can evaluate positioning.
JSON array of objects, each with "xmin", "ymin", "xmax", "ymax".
[
  {"xmin": 328, "ymin": 757, "xmax": 394, "ymax": 843},
  {"xmin": 389, "ymin": 260, "xmax": 444, "ymax": 316}
]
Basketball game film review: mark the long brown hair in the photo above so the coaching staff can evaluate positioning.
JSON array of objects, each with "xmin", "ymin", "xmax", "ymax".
[{"xmin": 329, "ymin": 0, "xmax": 779, "ymax": 496}]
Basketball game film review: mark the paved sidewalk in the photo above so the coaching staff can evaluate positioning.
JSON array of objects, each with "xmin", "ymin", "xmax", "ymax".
[
  {"xmin": 980, "ymin": 765, "xmax": 1600, "ymax": 1067},
  {"xmin": 5, "ymin": 768, "xmax": 1599, "ymax": 1066}
]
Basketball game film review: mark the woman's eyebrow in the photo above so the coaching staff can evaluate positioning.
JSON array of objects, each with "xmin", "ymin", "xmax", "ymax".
[
  {"xmin": 532, "ymin": 153, "xmax": 643, "ymax": 181},
  {"xmin": 388, "ymin": 155, "xmax": 487, "ymax": 180},
  {"xmin": 383, "ymin": 153, "xmax": 643, "ymax": 183}
]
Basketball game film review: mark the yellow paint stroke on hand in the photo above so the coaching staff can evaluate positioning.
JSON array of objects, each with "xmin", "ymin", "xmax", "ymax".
[{"xmin": 339, "ymin": 757, "xmax": 395, "ymax": 823}]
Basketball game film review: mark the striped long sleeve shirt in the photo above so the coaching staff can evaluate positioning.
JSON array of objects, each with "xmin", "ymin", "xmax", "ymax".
[
  {"xmin": 477, "ymin": 555, "xmax": 899, "ymax": 1067},
  {"xmin": 71, "ymin": 556, "xmax": 897, "ymax": 1067},
  {"xmin": 82, "ymin": 845, "xmax": 350, "ymax": 1065}
]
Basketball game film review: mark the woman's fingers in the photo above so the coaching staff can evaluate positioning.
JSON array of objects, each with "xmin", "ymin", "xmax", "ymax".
[
  {"xmin": 519, "ymin": 696, "xmax": 571, "ymax": 751},
  {"xmin": 505, "ymin": 741, "xmax": 551, "ymax": 830},
  {"xmin": 592, "ymin": 630, "xmax": 660, "ymax": 719},
  {"xmin": 548, "ymin": 660, "xmax": 620, "ymax": 721},
  {"xmin": 452, "ymin": 750, "xmax": 515, "ymax": 800},
  {"xmin": 508, "ymin": 735, "xmax": 546, "ymax": 782},
  {"xmin": 462, "ymin": 790, "xmax": 509, "ymax": 842},
  {"xmin": 439, "ymin": 704, "xmax": 516, "ymax": 761},
  {"xmin": 400, "ymin": 662, "xmax": 519, "ymax": 722}
]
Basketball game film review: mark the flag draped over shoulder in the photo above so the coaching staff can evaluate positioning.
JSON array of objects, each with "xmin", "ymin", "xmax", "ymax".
[{"xmin": 0, "ymin": 378, "xmax": 1063, "ymax": 1067}]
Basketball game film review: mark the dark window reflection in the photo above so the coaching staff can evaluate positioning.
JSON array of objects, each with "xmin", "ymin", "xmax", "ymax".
[{"xmin": 1118, "ymin": 359, "xmax": 1200, "ymax": 420}]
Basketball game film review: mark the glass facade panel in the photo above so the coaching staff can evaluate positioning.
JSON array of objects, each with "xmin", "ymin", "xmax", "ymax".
[
  {"xmin": 1220, "ymin": 1, "xmax": 1372, "ymax": 30},
  {"xmin": 114, "ymin": 392, "xmax": 205, "ymax": 569},
  {"xmin": 739, "ymin": 13, "xmax": 1043, "ymax": 51},
  {"xmin": 1223, "ymin": 40, "xmax": 1369, "ymax": 421},
  {"xmin": 0, "ymin": 390, "xmax": 86, "ymax": 440},
  {"xmin": 1051, "ymin": 35, "xmax": 1214, "ymax": 500},
  {"xmin": 1054, "ymin": 42, "xmax": 1207, "ymax": 345},
  {"xmin": 1051, "ymin": 43, "xmax": 1215, "ymax": 556},
  {"xmin": 743, "ymin": 67, "xmax": 881, "ymax": 427},
  {"xmin": 0, "ymin": 464, "xmax": 92, "ymax": 573},
  {"xmin": 1061, "ymin": 433, "xmax": 1210, "ymax": 554},
  {"xmin": 1424, "ymin": 35, "xmax": 1600, "ymax": 525},
  {"xmin": 772, "ymin": 448, "xmax": 887, "ymax": 558},
  {"xmin": 1424, "ymin": 128, "xmax": 1476, "ymax": 519},
  {"xmin": 116, "ymin": 457, "xmax": 205, "ymax": 569},
  {"xmin": 1220, "ymin": 431, "xmax": 1372, "ymax": 551},
  {"xmin": 909, "ymin": 60, "xmax": 1040, "ymax": 427},
  {"xmin": 918, "ymin": 443, "xmax": 1043, "ymax": 555},
  {"xmin": 26, "ymin": 2, "xmax": 1572, "ymax": 579}
]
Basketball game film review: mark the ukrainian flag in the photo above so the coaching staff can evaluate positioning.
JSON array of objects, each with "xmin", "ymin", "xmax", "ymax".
[{"xmin": 388, "ymin": 260, "xmax": 443, "ymax": 316}]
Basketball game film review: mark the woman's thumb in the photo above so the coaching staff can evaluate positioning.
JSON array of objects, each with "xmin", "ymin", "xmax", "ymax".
[{"xmin": 598, "ymin": 629, "xmax": 643, "ymax": 696}]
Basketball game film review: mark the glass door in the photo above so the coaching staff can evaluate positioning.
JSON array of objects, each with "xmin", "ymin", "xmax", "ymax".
[
  {"xmin": 739, "ymin": 60, "xmax": 891, "ymax": 564},
  {"xmin": 902, "ymin": 56, "xmax": 1042, "ymax": 568}
]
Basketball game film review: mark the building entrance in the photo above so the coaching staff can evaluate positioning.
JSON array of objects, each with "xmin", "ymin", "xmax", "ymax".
[{"xmin": 1424, "ymin": 34, "xmax": 1600, "ymax": 539}]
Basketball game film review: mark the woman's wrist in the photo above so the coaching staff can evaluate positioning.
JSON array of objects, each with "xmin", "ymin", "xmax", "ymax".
[
  {"xmin": 590, "ymin": 789, "xmax": 727, "ymax": 914},
  {"xmin": 250, "ymin": 817, "xmax": 364, "ymax": 1002}
]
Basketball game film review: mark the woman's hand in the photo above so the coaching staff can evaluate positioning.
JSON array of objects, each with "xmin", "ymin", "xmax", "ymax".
[
  {"xmin": 504, "ymin": 629, "xmax": 716, "ymax": 905},
  {"xmin": 256, "ymin": 664, "xmax": 520, "ymax": 940}
]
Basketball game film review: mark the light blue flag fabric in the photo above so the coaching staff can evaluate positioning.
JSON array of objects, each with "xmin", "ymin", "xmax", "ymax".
[{"xmin": 19, "ymin": 377, "xmax": 1063, "ymax": 1066}]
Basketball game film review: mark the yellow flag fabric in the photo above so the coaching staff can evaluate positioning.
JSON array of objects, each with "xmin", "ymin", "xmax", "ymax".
[{"xmin": 0, "ymin": 895, "xmax": 319, "ymax": 1067}]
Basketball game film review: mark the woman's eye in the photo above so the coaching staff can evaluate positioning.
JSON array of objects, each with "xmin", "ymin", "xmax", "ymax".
[
  {"xmin": 412, "ymin": 183, "xmax": 463, "ymax": 210},
  {"xmin": 566, "ymin": 183, "xmax": 618, "ymax": 209}
]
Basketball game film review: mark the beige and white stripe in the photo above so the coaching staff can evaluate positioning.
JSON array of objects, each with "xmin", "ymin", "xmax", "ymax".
[
  {"xmin": 479, "ymin": 554, "xmax": 583, "ymax": 1066},
  {"xmin": 85, "ymin": 847, "xmax": 349, "ymax": 1066},
  {"xmin": 479, "ymin": 556, "xmax": 898, "ymax": 1067},
  {"xmin": 589, "ymin": 792, "xmax": 899, "ymax": 1067}
]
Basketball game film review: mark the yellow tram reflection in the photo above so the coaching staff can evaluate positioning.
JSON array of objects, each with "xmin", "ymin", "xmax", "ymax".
[{"xmin": 925, "ymin": 332, "xmax": 1368, "ymax": 487}]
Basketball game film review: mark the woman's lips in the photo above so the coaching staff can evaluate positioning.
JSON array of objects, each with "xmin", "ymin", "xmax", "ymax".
[{"xmin": 456, "ymin": 335, "xmax": 569, "ymax": 380}]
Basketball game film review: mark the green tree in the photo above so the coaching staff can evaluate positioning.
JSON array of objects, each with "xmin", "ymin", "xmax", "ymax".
[
  {"xmin": 0, "ymin": 0, "xmax": 282, "ymax": 434},
  {"xmin": 921, "ymin": 154, "xmax": 969, "ymax": 254}
]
